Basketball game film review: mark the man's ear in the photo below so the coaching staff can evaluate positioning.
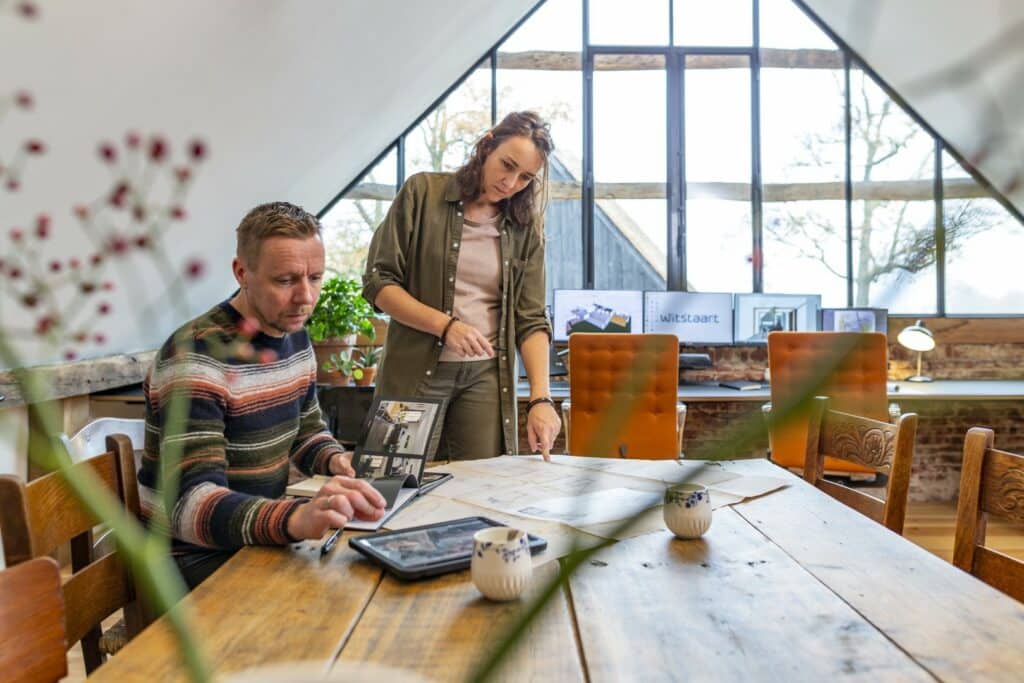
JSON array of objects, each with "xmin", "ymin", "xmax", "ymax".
[{"xmin": 232, "ymin": 256, "xmax": 246, "ymax": 288}]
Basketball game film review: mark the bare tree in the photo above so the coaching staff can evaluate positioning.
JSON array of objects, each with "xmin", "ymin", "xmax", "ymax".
[{"xmin": 767, "ymin": 76, "xmax": 997, "ymax": 305}]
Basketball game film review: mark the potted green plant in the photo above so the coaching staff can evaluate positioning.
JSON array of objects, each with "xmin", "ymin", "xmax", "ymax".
[
  {"xmin": 306, "ymin": 277, "xmax": 374, "ymax": 384},
  {"xmin": 354, "ymin": 345, "xmax": 382, "ymax": 386},
  {"xmin": 321, "ymin": 349, "xmax": 362, "ymax": 386}
]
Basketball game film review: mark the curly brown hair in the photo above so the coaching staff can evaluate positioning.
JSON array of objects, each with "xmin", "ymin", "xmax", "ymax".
[
  {"xmin": 235, "ymin": 201, "xmax": 322, "ymax": 267},
  {"xmin": 454, "ymin": 111, "xmax": 554, "ymax": 236}
]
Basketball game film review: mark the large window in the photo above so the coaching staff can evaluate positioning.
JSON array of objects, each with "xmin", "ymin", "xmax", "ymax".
[
  {"xmin": 497, "ymin": 0, "xmax": 584, "ymax": 299},
  {"xmin": 944, "ymin": 151, "xmax": 1024, "ymax": 313},
  {"xmin": 321, "ymin": 147, "xmax": 396, "ymax": 280},
  {"xmin": 760, "ymin": 0, "xmax": 846, "ymax": 306},
  {"xmin": 323, "ymin": 0, "xmax": 1024, "ymax": 318},
  {"xmin": 405, "ymin": 58, "xmax": 493, "ymax": 178},
  {"xmin": 684, "ymin": 55, "xmax": 752, "ymax": 293},
  {"xmin": 592, "ymin": 54, "xmax": 667, "ymax": 290},
  {"xmin": 850, "ymin": 68, "xmax": 936, "ymax": 313}
]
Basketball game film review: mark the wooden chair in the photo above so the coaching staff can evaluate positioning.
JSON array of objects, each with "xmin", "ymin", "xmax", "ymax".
[
  {"xmin": 0, "ymin": 556, "xmax": 68, "ymax": 683},
  {"xmin": 803, "ymin": 396, "xmax": 917, "ymax": 534},
  {"xmin": 767, "ymin": 332, "xmax": 896, "ymax": 477},
  {"xmin": 953, "ymin": 427, "xmax": 1024, "ymax": 602},
  {"xmin": 561, "ymin": 333, "xmax": 686, "ymax": 459},
  {"xmin": 0, "ymin": 433, "xmax": 147, "ymax": 674}
]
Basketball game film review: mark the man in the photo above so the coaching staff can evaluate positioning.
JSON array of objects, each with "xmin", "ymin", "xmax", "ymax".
[{"xmin": 140, "ymin": 202, "xmax": 385, "ymax": 589}]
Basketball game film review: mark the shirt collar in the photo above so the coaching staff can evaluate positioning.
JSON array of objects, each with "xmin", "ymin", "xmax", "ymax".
[{"xmin": 444, "ymin": 175, "xmax": 462, "ymax": 203}]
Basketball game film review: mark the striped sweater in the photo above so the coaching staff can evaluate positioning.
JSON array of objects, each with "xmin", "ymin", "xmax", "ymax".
[{"xmin": 140, "ymin": 299, "xmax": 341, "ymax": 557}]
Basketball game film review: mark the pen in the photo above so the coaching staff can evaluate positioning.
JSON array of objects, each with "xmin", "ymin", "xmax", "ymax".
[{"xmin": 320, "ymin": 527, "xmax": 343, "ymax": 556}]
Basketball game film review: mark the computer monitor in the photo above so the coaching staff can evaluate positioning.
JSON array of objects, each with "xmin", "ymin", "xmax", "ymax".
[
  {"xmin": 643, "ymin": 291, "xmax": 733, "ymax": 344},
  {"xmin": 552, "ymin": 289, "xmax": 644, "ymax": 342},
  {"xmin": 820, "ymin": 308, "xmax": 888, "ymax": 333},
  {"xmin": 733, "ymin": 293, "xmax": 821, "ymax": 344}
]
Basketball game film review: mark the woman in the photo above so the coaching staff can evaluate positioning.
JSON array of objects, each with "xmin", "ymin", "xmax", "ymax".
[{"xmin": 362, "ymin": 111, "xmax": 560, "ymax": 461}]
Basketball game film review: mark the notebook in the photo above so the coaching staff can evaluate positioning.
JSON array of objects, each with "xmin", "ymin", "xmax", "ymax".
[{"xmin": 287, "ymin": 396, "xmax": 449, "ymax": 530}]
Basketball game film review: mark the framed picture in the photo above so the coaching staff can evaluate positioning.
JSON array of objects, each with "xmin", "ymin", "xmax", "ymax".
[
  {"xmin": 820, "ymin": 307, "xmax": 888, "ymax": 333},
  {"xmin": 552, "ymin": 289, "xmax": 644, "ymax": 342},
  {"xmin": 733, "ymin": 293, "xmax": 821, "ymax": 344},
  {"xmin": 352, "ymin": 397, "xmax": 445, "ymax": 480},
  {"xmin": 643, "ymin": 291, "xmax": 734, "ymax": 344}
]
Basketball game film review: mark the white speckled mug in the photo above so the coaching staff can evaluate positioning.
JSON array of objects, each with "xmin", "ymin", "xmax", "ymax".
[
  {"xmin": 471, "ymin": 527, "xmax": 532, "ymax": 601},
  {"xmin": 663, "ymin": 483, "xmax": 712, "ymax": 539}
]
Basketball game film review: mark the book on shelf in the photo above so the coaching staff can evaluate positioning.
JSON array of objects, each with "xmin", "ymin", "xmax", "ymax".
[{"xmin": 287, "ymin": 396, "xmax": 449, "ymax": 530}]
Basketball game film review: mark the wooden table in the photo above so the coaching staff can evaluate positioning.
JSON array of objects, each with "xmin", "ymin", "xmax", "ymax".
[{"xmin": 90, "ymin": 459, "xmax": 1024, "ymax": 682}]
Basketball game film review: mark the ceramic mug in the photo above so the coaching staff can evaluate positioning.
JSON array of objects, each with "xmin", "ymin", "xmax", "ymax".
[
  {"xmin": 471, "ymin": 527, "xmax": 532, "ymax": 601},
  {"xmin": 663, "ymin": 483, "xmax": 712, "ymax": 539}
]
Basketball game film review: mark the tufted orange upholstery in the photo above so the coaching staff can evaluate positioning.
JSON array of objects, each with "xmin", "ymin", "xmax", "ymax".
[
  {"xmin": 767, "ymin": 332, "xmax": 889, "ymax": 474},
  {"xmin": 566, "ymin": 333, "xmax": 681, "ymax": 459}
]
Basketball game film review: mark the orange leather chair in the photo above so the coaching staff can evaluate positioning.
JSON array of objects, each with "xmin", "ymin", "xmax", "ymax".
[
  {"xmin": 561, "ymin": 333, "xmax": 685, "ymax": 459},
  {"xmin": 766, "ymin": 332, "xmax": 893, "ymax": 475}
]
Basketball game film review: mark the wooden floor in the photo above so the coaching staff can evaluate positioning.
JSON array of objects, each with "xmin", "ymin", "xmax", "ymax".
[
  {"xmin": 903, "ymin": 501, "xmax": 1024, "ymax": 563},
  {"xmin": 61, "ymin": 501, "xmax": 1024, "ymax": 681}
]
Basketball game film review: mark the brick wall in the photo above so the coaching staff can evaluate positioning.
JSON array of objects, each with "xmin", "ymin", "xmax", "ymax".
[{"xmin": 897, "ymin": 398, "xmax": 1024, "ymax": 502}]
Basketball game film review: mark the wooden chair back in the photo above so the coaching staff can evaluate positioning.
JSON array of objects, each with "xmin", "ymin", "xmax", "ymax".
[
  {"xmin": 768, "ymin": 332, "xmax": 889, "ymax": 474},
  {"xmin": 953, "ymin": 427, "xmax": 1024, "ymax": 603},
  {"xmin": 0, "ymin": 556, "xmax": 68, "ymax": 683},
  {"xmin": 567, "ymin": 333, "xmax": 680, "ymax": 459},
  {"xmin": 803, "ymin": 396, "xmax": 917, "ymax": 534},
  {"xmin": 0, "ymin": 433, "xmax": 145, "ymax": 674}
]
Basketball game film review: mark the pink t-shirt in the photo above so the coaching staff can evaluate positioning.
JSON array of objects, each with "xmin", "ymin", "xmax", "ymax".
[{"xmin": 439, "ymin": 217, "xmax": 501, "ymax": 362}]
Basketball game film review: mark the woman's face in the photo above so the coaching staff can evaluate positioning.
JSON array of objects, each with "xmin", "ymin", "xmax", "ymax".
[{"xmin": 478, "ymin": 135, "xmax": 543, "ymax": 205}]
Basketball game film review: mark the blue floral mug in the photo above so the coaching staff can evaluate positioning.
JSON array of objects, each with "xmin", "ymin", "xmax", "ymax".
[
  {"xmin": 471, "ymin": 527, "xmax": 532, "ymax": 601},
  {"xmin": 663, "ymin": 483, "xmax": 712, "ymax": 539}
]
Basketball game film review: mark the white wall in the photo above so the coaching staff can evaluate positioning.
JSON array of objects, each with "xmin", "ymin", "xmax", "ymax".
[
  {"xmin": 0, "ymin": 1, "xmax": 536, "ymax": 369},
  {"xmin": 802, "ymin": 0, "xmax": 1024, "ymax": 212}
]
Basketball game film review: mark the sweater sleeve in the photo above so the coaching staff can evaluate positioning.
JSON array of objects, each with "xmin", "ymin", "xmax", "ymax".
[
  {"xmin": 290, "ymin": 380, "xmax": 347, "ymax": 476},
  {"xmin": 145, "ymin": 344, "xmax": 304, "ymax": 549}
]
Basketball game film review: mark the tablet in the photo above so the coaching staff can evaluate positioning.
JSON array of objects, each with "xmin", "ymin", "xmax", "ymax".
[{"xmin": 348, "ymin": 516, "xmax": 547, "ymax": 581}]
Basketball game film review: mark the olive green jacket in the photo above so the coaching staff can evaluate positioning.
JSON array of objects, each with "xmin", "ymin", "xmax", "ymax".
[{"xmin": 362, "ymin": 172, "xmax": 552, "ymax": 454}]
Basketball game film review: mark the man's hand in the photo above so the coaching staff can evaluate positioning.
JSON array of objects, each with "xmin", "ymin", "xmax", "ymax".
[
  {"xmin": 287, "ymin": 476, "xmax": 386, "ymax": 540},
  {"xmin": 329, "ymin": 450, "xmax": 355, "ymax": 476},
  {"xmin": 527, "ymin": 402, "xmax": 561, "ymax": 462},
  {"xmin": 443, "ymin": 320, "xmax": 494, "ymax": 357}
]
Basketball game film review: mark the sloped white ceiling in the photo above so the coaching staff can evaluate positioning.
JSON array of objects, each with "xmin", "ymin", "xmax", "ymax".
[
  {"xmin": 0, "ymin": 1, "xmax": 536, "ymax": 368},
  {"xmin": 801, "ymin": 0, "xmax": 1024, "ymax": 216}
]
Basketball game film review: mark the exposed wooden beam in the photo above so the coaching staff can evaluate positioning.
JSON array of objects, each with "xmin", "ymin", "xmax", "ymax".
[
  {"xmin": 492, "ymin": 48, "xmax": 844, "ymax": 72},
  {"xmin": 344, "ymin": 178, "xmax": 989, "ymax": 203}
]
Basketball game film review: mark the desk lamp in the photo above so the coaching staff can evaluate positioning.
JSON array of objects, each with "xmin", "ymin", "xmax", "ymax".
[{"xmin": 897, "ymin": 320, "xmax": 935, "ymax": 382}]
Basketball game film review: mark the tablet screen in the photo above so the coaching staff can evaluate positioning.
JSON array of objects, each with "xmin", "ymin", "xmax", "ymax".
[{"xmin": 350, "ymin": 516, "xmax": 546, "ymax": 578}]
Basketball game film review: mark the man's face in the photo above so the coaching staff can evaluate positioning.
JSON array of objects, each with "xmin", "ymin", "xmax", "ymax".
[{"xmin": 233, "ymin": 235, "xmax": 325, "ymax": 337}]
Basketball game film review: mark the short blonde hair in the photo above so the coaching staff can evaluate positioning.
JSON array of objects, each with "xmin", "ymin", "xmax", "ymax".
[{"xmin": 236, "ymin": 201, "xmax": 321, "ymax": 267}]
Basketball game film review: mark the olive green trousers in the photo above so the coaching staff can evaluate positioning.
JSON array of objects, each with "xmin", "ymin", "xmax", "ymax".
[{"xmin": 416, "ymin": 359, "xmax": 504, "ymax": 461}]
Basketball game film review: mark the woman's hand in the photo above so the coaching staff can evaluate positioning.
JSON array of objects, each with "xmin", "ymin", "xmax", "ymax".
[
  {"xmin": 287, "ymin": 476, "xmax": 386, "ymax": 540},
  {"xmin": 527, "ymin": 402, "xmax": 561, "ymax": 462},
  {"xmin": 444, "ymin": 320, "xmax": 494, "ymax": 357}
]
